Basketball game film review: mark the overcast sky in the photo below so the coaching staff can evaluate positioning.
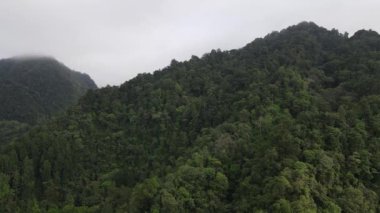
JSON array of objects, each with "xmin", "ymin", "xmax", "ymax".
[{"xmin": 0, "ymin": 0, "xmax": 379, "ymax": 86}]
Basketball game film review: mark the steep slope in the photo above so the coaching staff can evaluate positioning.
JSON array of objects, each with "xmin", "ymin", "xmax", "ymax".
[
  {"xmin": 0, "ymin": 56, "xmax": 97, "ymax": 124},
  {"xmin": 1, "ymin": 22, "xmax": 380, "ymax": 212}
]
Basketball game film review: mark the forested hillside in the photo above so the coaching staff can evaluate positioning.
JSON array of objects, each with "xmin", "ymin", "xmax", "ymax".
[
  {"xmin": 1, "ymin": 22, "xmax": 380, "ymax": 212},
  {"xmin": 0, "ymin": 56, "xmax": 97, "ymax": 124},
  {"xmin": 0, "ymin": 57, "xmax": 97, "ymax": 144}
]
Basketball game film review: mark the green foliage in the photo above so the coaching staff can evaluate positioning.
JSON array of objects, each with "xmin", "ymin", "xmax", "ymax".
[
  {"xmin": 1, "ymin": 22, "xmax": 380, "ymax": 212},
  {"xmin": 0, "ymin": 120, "xmax": 29, "ymax": 146},
  {"xmin": 0, "ymin": 56, "xmax": 97, "ymax": 124}
]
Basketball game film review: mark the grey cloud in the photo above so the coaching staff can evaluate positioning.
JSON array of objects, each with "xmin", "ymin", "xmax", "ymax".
[{"xmin": 0, "ymin": 0, "xmax": 379, "ymax": 86}]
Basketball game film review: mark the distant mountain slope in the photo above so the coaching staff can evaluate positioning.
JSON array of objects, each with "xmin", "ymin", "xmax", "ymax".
[
  {"xmin": 2, "ymin": 22, "xmax": 380, "ymax": 212},
  {"xmin": 0, "ymin": 56, "xmax": 97, "ymax": 124}
]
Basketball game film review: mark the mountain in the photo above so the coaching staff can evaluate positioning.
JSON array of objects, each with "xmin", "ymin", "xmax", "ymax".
[
  {"xmin": 0, "ymin": 56, "xmax": 97, "ymax": 124},
  {"xmin": 0, "ymin": 56, "xmax": 97, "ymax": 145},
  {"xmin": 1, "ymin": 22, "xmax": 380, "ymax": 212}
]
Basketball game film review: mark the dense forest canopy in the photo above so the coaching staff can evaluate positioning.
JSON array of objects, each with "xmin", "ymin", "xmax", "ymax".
[
  {"xmin": 1, "ymin": 22, "xmax": 380, "ymax": 212},
  {"xmin": 0, "ymin": 57, "xmax": 97, "ymax": 145},
  {"xmin": 0, "ymin": 56, "xmax": 97, "ymax": 124}
]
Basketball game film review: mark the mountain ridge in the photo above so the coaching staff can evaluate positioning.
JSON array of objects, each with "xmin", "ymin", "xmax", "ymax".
[
  {"xmin": 0, "ymin": 56, "xmax": 97, "ymax": 124},
  {"xmin": 1, "ymin": 22, "xmax": 380, "ymax": 212}
]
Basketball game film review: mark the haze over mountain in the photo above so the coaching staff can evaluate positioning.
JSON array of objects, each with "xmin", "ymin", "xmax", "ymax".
[
  {"xmin": 0, "ymin": 57, "xmax": 96, "ymax": 145},
  {"xmin": 1, "ymin": 0, "xmax": 379, "ymax": 86},
  {"xmin": 1, "ymin": 22, "xmax": 380, "ymax": 212},
  {"xmin": 0, "ymin": 56, "xmax": 97, "ymax": 124}
]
